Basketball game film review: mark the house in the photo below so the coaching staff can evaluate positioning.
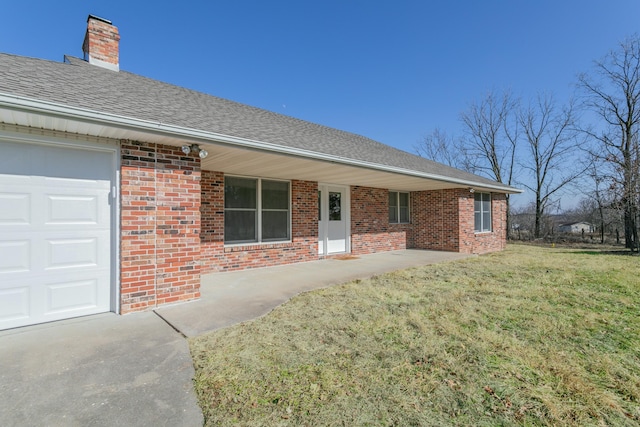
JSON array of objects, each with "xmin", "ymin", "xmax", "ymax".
[
  {"xmin": 558, "ymin": 222, "xmax": 595, "ymax": 234},
  {"xmin": 0, "ymin": 15, "xmax": 520, "ymax": 330}
]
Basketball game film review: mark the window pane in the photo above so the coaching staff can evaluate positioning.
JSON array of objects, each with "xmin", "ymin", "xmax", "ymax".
[
  {"xmin": 329, "ymin": 192, "xmax": 341, "ymax": 221},
  {"xmin": 389, "ymin": 192, "xmax": 397, "ymax": 223},
  {"xmin": 389, "ymin": 206, "xmax": 398, "ymax": 223},
  {"xmin": 398, "ymin": 192, "xmax": 409, "ymax": 223},
  {"xmin": 389, "ymin": 191, "xmax": 398, "ymax": 208},
  {"xmin": 318, "ymin": 191, "xmax": 321, "ymax": 221},
  {"xmin": 262, "ymin": 211, "xmax": 289, "ymax": 240},
  {"xmin": 482, "ymin": 212, "xmax": 491, "ymax": 232},
  {"xmin": 474, "ymin": 193, "xmax": 491, "ymax": 232},
  {"xmin": 225, "ymin": 177, "xmax": 256, "ymax": 209},
  {"xmin": 225, "ymin": 210, "xmax": 256, "ymax": 242},
  {"xmin": 474, "ymin": 212, "xmax": 482, "ymax": 232},
  {"xmin": 399, "ymin": 192, "xmax": 409, "ymax": 208},
  {"xmin": 482, "ymin": 199, "xmax": 491, "ymax": 215},
  {"xmin": 400, "ymin": 207, "xmax": 410, "ymax": 223},
  {"xmin": 262, "ymin": 180, "xmax": 289, "ymax": 209}
]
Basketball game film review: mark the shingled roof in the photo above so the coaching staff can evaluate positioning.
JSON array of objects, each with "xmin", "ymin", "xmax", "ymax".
[{"xmin": 0, "ymin": 52, "xmax": 518, "ymax": 192}]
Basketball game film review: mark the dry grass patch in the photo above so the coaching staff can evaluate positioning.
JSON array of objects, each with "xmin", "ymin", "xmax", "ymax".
[{"xmin": 190, "ymin": 244, "xmax": 640, "ymax": 426}]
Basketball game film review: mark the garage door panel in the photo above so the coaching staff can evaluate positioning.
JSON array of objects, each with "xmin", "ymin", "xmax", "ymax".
[
  {"xmin": 0, "ymin": 267, "xmax": 110, "ymax": 325},
  {"xmin": 0, "ymin": 286, "xmax": 29, "ymax": 322},
  {"xmin": 0, "ymin": 191, "xmax": 31, "ymax": 225},
  {"xmin": 45, "ymin": 278, "xmax": 100, "ymax": 315},
  {"xmin": 0, "ymin": 140, "xmax": 114, "ymax": 330},
  {"xmin": 0, "ymin": 141, "xmax": 113, "ymax": 181},
  {"xmin": 46, "ymin": 238, "xmax": 99, "ymax": 269},
  {"xmin": 0, "ymin": 240, "xmax": 30, "ymax": 273},
  {"xmin": 47, "ymin": 195, "xmax": 100, "ymax": 225}
]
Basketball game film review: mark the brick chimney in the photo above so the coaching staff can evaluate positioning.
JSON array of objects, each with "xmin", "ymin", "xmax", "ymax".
[{"xmin": 82, "ymin": 15, "xmax": 120, "ymax": 71}]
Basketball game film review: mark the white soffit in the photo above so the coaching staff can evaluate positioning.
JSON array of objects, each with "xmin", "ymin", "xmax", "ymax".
[{"xmin": 202, "ymin": 145, "xmax": 463, "ymax": 191}]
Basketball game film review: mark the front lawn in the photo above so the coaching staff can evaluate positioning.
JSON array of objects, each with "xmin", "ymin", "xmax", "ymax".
[{"xmin": 190, "ymin": 244, "xmax": 640, "ymax": 426}]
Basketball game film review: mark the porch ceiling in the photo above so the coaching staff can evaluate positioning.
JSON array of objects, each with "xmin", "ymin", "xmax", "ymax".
[{"xmin": 202, "ymin": 144, "xmax": 463, "ymax": 192}]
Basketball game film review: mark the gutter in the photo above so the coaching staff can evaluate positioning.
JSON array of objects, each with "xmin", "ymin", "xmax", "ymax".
[{"xmin": 0, "ymin": 93, "xmax": 522, "ymax": 194}]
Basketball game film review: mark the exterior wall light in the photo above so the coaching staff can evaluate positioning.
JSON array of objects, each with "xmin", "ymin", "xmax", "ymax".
[
  {"xmin": 469, "ymin": 187, "xmax": 475, "ymax": 193},
  {"xmin": 181, "ymin": 143, "xmax": 208, "ymax": 159}
]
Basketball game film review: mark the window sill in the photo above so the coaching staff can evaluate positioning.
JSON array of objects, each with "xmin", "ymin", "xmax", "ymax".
[{"xmin": 474, "ymin": 231, "xmax": 493, "ymax": 235}]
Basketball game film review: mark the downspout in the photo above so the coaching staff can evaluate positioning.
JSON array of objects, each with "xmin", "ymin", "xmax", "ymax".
[{"xmin": 154, "ymin": 142, "xmax": 158, "ymax": 309}]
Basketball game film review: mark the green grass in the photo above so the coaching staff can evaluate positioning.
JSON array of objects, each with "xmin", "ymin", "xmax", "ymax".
[{"xmin": 189, "ymin": 244, "xmax": 640, "ymax": 426}]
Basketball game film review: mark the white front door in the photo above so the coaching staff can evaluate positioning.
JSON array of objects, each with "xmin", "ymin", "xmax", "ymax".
[
  {"xmin": 318, "ymin": 185, "xmax": 349, "ymax": 255},
  {"xmin": 0, "ymin": 138, "xmax": 114, "ymax": 330}
]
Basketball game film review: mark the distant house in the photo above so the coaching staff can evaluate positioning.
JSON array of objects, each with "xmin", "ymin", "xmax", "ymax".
[
  {"xmin": 0, "ymin": 15, "xmax": 520, "ymax": 330},
  {"xmin": 558, "ymin": 222, "xmax": 595, "ymax": 234}
]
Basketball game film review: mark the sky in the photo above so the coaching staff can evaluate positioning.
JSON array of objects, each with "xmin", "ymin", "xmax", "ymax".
[{"xmin": 2, "ymin": 0, "xmax": 640, "ymax": 208}]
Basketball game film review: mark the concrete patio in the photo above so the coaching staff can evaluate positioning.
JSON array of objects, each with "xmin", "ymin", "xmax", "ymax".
[{"xmin": 155, "ymin": 249, "xmax": 472, "ymax": 337}]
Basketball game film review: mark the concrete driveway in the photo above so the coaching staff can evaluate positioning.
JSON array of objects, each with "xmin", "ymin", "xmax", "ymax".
[
  {"xmin": 0, "ymin": 249, "xmax": 470, "ymax": 426},
  {"xmin": 0, "ymin": 311, "xmax": 203, "ymax": 427}
]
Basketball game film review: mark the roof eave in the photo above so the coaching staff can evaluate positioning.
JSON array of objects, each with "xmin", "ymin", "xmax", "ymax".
[{"xmin": 0, "ymin": 92, "xmax": 522, "ymax": 194}]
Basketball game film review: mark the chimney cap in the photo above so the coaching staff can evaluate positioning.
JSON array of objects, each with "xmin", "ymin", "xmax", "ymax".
[{"xmin": 87, "ymin": 14, "xmax": 112, "ymax": 25}]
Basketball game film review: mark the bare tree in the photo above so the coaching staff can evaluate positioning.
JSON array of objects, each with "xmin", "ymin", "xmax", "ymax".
[
  {"xmin": 414, "ymin": 128, "xmax": 473, "ymax": 171},
  {"xmin": 583, "ymin": 156, "xmax": 617, "ymax": 244},
  {"xmin": 460, "ymin": 90, "xmax": 519, "ymax": 237},
  {"xmin": 578, "ymin": 34, "xmax": 640, "ymax": 250},
  {"xmin": 519, "ymin": 94, "xmax": 583, "ymax": 238}
]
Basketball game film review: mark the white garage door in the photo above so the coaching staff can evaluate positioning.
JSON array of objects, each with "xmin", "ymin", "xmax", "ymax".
[{"xmin": 0, "ymin": 139, "xmax": 114, "ymax": 330}]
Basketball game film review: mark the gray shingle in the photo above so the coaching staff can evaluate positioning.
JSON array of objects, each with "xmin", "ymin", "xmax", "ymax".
[{"xmin": 0, "ymin": 52, "xmax": 515, "ymax": 191}]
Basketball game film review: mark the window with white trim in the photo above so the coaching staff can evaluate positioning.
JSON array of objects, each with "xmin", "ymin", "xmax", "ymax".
[
  {"xmin": 224, "ymin": 176, "xmax": 290, "ymax": 244},
  {"xmin": 474, "ymin": 192, "xmax": 491, "ymax": 232},
  {"xmin": 389, "ymin": 191, "xmax": 410, "ymax": 223}
]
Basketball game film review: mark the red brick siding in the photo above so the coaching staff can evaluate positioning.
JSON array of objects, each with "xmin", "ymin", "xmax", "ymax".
[
  {"xmin": 200, "ymin": 174, "xmax": 318, "ymax": 272},
  {"xmin": 458, "ymin": 192, "xmax": 507, "ymax": 254},
  {"xmin": 411, "ymin": 188, "xmax": 507, "ymax": 254},
  {"xmin": 200, "ymin": 171, "xmax": 224, "ymax": 245},
  {"xmin": 350, "ymin": 186, "xmax": 409, "ymax": 254},
  {"xmin": 411, "ymin": 189, "xmax": 461, "ymax": 251},
  {"xmin": 120, "ymin": 141, "xmax": 201, "ymax": 313}
]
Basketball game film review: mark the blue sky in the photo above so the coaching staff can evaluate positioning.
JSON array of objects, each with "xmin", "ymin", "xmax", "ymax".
[{"xmin": 2, "ymin": 1, "xmax": 639, "ymax": 207}]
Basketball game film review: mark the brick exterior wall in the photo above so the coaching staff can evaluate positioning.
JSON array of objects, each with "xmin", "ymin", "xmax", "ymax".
[
  {"xmin": 412, "ymin": 188, "xmax": 507, "ymax": 254},
  {"xmin": 411, "ymin": 189, "xmax": 461, "ymax": 251},
  {"xmin": 458, "ymin": 192, "xmax": 507, "ymax": 254},
  {"xmin": 350, "ymin": 186, "xmax": 410, "ymax": 254},
  {"xmin": 120, "ymin": 141, "xmax": 201, "ymax": 313},
  {"xmin": 200, "ymin": 170, "xmax": 224, "ymax": 246},
  {"xmin": 200, "ymin": 172, "xmax": 318, "ymax": 272}
]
